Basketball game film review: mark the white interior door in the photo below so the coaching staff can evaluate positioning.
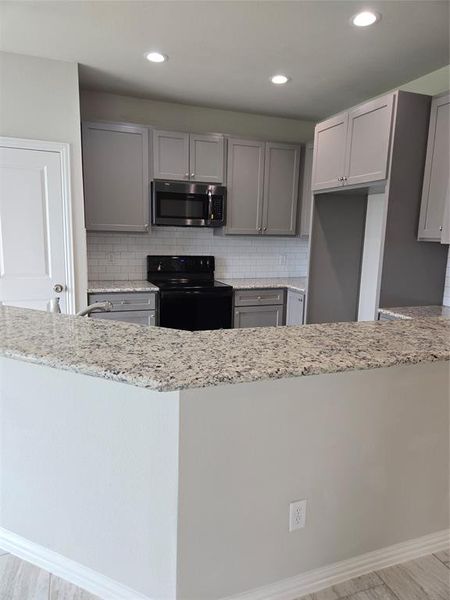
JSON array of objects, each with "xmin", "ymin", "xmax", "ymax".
[{"xmin": 0, "ymin": 139, "xmax": 74, "ymax": 313}]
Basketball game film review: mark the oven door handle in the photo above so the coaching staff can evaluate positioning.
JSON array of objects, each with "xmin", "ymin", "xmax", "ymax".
[{"xmin": 207, "ymin": 190, "xmax": 214, "ymax": 221}]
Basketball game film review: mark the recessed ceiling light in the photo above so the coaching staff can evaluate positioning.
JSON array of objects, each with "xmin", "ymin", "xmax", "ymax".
[
  {"xmin": 271, "ymin": 74, "xmax": 290, "ymax": 85},
  {"xmin": 351, "ymin": 10, "xmax": 381, "ymax": 27},
  {"xmin": 146, "ymin": 51, "xmax": 168, "ymax": 63}
]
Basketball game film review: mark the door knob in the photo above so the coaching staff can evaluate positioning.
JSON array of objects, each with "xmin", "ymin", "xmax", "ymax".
[{"xmin": 53, "ymin": 283, "xmax": 64, "ymax": 293}]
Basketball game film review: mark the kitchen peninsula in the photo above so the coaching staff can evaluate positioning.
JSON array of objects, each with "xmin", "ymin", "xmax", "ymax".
[{"xmin": 0, "ymin": 305, "xmax": 449, "ymax": 600}]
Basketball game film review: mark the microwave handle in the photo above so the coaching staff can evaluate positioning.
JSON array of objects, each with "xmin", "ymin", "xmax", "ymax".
[{"xmin": 207, "ymin": 190, "xmax": 214, "ymax": 221}]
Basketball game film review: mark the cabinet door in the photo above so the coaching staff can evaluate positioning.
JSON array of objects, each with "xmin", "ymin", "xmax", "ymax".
[
  {"xmin": 225, "ymin": 139, "xmax": 265, "ymax": 234},
  {"xmin": 344, "ymin": 93, "xmax": 394, "ymax": 187},
  {"xmin": 300, "ymin": 142, "xmax": 314, "ymax": 237},
  {"xmin": 263, "ymin": 143, "xmax": 301, "ymax": 235},
  {"xmin": 153, "ymin": 130, "xmax": 189, "ymax": 181},
  {"xmin": 312, "ymin": 113, "xmax": 348, "ymax": 191},
  {"xmin": 234, "ymin": 305, "xmax": 284, "ymax": 328},
  {"xmin": 90, "ymin": 310, "xmax": 156, "ymax": 326},
  {"xmin": 189, "ymin": 134, "xmax": 224, "ymax": 183},
  {"xmin": 418, "ymin": 93, "xmax": 450, "ymax": 241},
  {"xmin": 286, "ymin": 290, "xmax": 304, "ymax": 325},
  {"xmin": 82, "ymin": 122, "xmax": 149, "ymax": 232}
]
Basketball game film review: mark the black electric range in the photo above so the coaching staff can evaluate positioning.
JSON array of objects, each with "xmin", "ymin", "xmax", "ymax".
[{"xmin": 147, "ymin": 255, "xmax": 233, "ymax": 331}]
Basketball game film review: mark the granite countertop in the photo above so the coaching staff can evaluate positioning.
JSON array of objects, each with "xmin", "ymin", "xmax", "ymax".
[
  {"xmin": 88, "ymin": 277, "xmax": 307, "ymax": 294},
  {"xmin": 1, "ymin": 305, "xmax": 449, "ymax": 392},
  {"xmin": 379, "ymin": 305, "xmax": 450, "ymax": 320},
  {"xmin": 88, "ymin": 280, "xmax": 159, "ymax": 293},
  {"xmin": 219, "ymin": 277, "xmax": 307, "ymax": 292}
]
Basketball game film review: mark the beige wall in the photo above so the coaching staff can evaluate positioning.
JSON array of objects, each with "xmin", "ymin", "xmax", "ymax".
[
  {"xmin": 0, "ymin": 51, "xmax": 87, "ymax": 310},
  {"xmin": 80, "ymin": 89, "xmax": 315, "ymax": 142}
]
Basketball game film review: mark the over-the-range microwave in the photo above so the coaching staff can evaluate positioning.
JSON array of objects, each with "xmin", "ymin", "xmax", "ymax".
[{"xmin": 152, "ymin": 181, "xmax": 226, "ymax": 227}]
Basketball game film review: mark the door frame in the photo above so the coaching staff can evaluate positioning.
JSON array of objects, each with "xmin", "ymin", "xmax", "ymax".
[{"xmin": 0, "ymin": 136, "xmax": 76, "ymax": 313}]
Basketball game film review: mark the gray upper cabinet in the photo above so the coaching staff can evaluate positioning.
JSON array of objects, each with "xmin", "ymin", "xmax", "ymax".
[
  {"xmin": 418, "ymin": 92, "xmax": 450, "ymax": 242},
  {"xmin": 299, "ymin": 141, "xmax": 314, "ymax": 237},
  {"xmin": 189, "ymin": 134, "xmax": 224, "ymax": 183},
  {"xmin": 153, "ymin": 130, "xmax": 225, "ymax": 183},
  {"xmin": 226, "ymin": 138, "xmax": 301, "ymax": 236},
  {"xmin": 226, "ymin": 138, "xmax": 265, "ymax": 234},
  {"xmin": 312, "ymin": 93, "xmax": 394, "ymax": 192},
  {"xmin": 153, "ymin": 130, "xmax": 190, "ymax": 181},
  {"xmin": 345, "ymin": 94, "xmax": 394, "ymax": 187},
  {"xmin": 82, "ymin": 122, "xmax": 150, "ymax": 232},
  {"xmin": 312, "ymin": 113, "xmax": 348, "ymax": 191},
  {"xmin": 263, "ymin": 143, "xmax": 300, "ymax": 235}
]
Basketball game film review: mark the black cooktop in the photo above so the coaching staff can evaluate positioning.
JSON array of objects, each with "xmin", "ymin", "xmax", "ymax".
[{"xmin": 153, "ymin": 279, "xmax": 231, "ymax": 291}]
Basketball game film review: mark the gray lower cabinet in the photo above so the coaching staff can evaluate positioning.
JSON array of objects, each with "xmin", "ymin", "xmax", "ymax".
[
  {"xmin": 87, "ymin": 292, "xmax": 157, "ymax": 325},
  {"xmin": 286, "ymin": 290, "xmax": 304, "ymax": 325},
  {"xmin": 226, "ymin": 139, "xmax": 301, "ymax": 236},
  {"xmin": 90, "ymin": 310, "xmax": 156, "ymax": 326},
  {"xmin": 82, "ymin": 122, "xmax": 150, "ymax": 232},
  {"xmin": 234, "ymin": 305, "xmax": 284, "ymax": 328},
  {"xmin": 233, "ymin": 288, "xmax": 285, "ymax": 328},
  {"xmin": 418, "ymin": 92, "xmax": 450, "ymax": 242}
]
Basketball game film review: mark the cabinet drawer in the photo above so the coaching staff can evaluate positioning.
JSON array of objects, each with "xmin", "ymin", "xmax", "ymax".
[
  {"xmin": 234, "ymin": 288, "xmax": 285, "ymax": 306},
  {"xmin": 90, "ymin": 310, "xmax": 156, "ymax": 326},
  {"xmin": 234, "ymin": 305, "xmax": 284, "ymax": 328},
  {"xmin": 88, "ymin": 292, "xmax": 156, "ymax": 311}
]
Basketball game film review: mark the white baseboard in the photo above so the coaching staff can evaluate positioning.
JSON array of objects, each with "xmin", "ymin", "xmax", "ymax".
[
  {"xmin": 222, "ymin": 528, "xmax": 450, "ymax": 600},
  {"xmin": 1, "ymin": 526, "xmax": 448, "ymax": 600},
  {"xmin": 0, "ymin": 527, "xmax": 150, "ymax": 600}
]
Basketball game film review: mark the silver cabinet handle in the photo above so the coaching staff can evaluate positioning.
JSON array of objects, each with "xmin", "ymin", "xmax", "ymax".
[
  {"xmin": 258, "ymin": 227, "xmax": 262, "ymax": 232},
  {"xmin": 343, "ymin": 176, "xmax": 348, "ymax": 181},
  {"xmin": 338, "ymin": 177, "xmax": 343, "ymax": 181},
  {"xmin": 257, "ymin": 296, "xmax": 262, "ymax": 300},
  {"xmin": 53, "ymin": 283, "xmax": 64, "ymax": 293},
  {"xmin": 190, "ymin": 173, "xmax": 195, "ymax": 178},
  {"xmin": 185, "ymin": 172, "xmax": 189, "ymax": 178},
  {"xmin": 263, "ymin": 226, "xmax": 267, "ymax": 232},
  {"xmin": 440, "ymin": 226, "xmax": 443, "ymax": 231}
]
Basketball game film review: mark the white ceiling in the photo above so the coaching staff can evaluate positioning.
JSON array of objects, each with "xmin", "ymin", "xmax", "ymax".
[{"xmin": 1, "ymin": 1, "xmax": 449, "ymax": 120}]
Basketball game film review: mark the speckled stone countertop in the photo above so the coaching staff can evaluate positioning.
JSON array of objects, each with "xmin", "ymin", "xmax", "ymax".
[
  {"xmin": 220, "ymin": 277, "xmax": 307, "ymax": 292},
  {"xmin": 379, "ymin": 306, "xmax": 450, "ymax": 320},
  {"xmin": 1, "ymin": 305, "xmax": 449, "ymax": 392},
  {"xmin": 87, "ymin": 277, "xmax": 307, "ymax": 294},
  {"xmin": 88, "ymin": 280, "xmax": 159, "ymax": 293}
]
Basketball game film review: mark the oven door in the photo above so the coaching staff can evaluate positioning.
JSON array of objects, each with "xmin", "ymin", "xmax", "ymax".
[
  {"xmin": 159, "ymin": 289, "xmax": 232, "ymax": 331},
  {"xmin": 152, "ymin": 181, "xmax": 224, "ymax": 227}
]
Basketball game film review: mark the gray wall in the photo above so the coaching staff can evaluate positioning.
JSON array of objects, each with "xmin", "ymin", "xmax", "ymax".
[
  {"xmin": 177, "ymin": 362, "xmax": 450, "ymax": 599},
  {"xmin": 80, "ymin": 90, "xmax": 315, "ymax": 143},
  {"xmin": 0, "ymin": 51, "xmax": 87, "ymax": 310}
]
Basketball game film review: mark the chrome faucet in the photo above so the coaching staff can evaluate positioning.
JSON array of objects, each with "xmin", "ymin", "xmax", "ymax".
[{"xmin": 76, "ymin": 301, "xmax": 113, "ymax": 317}]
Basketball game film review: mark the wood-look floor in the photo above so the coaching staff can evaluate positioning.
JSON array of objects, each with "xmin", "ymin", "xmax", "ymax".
[{"xmin": 0, "ymin": 551, "xmax": 448, "ymax": 599}]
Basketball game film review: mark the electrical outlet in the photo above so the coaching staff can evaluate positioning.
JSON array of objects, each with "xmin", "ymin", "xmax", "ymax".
[{"xmin": 289, "ymin": 499, "xmax": 307, "ymax": 531}]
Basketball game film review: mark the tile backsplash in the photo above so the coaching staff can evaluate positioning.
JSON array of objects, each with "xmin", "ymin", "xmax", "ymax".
[{"xmin": 87, "ymin": 229, "xmax": 310, "ymax": 281}]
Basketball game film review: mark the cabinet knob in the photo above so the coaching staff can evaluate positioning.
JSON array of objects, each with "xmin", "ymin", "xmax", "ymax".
[
  {"xmin": 258, "ymin": 227, "xmax": 262, "ymax": 232},
  {"xmin": 263, "ymin": 226, "xmax": 267, "ymax": 232},
  {"xmin": 190, "ymin": 173, "xmax": 195, "ymax": 178},
  {"xmin": 343, "ymin": 176, "xmax": 348, "ymax": 181},
  {"xmin": 185, "ymin": 172, "xmax": 189, "ymax": 178},
  {"xmin": 53, "ymin": 283, "xmax": 64, "ymax": 293},
  {"xmin": 440, "ymin": 226, "xmax": 443, "ymax": 231}
]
